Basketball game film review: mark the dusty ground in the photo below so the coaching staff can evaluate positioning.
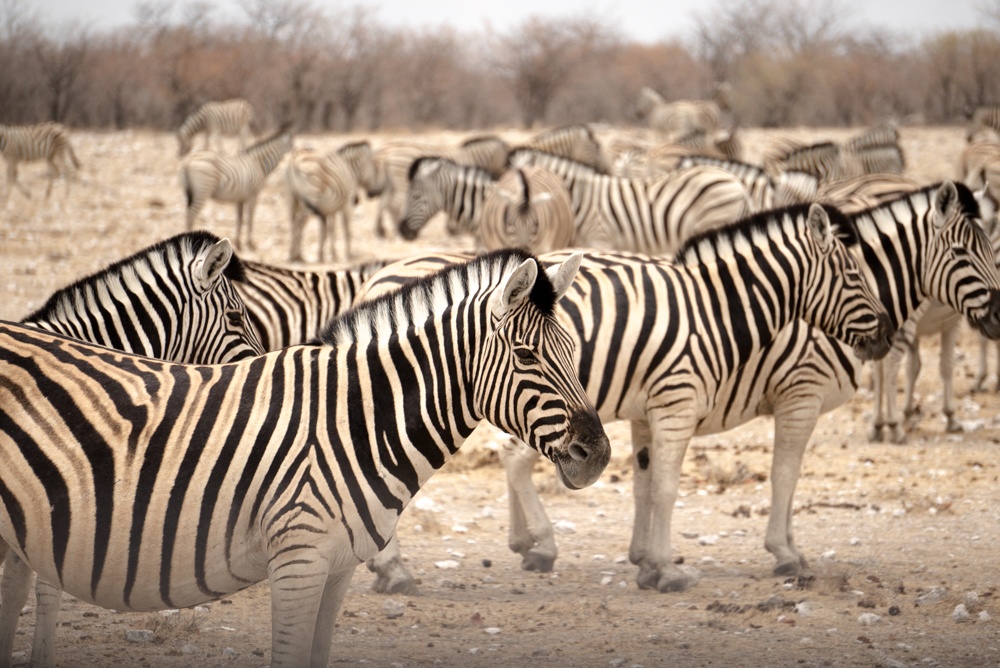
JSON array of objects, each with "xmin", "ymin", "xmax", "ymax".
[{"xmin": 2, "ymin": 126, "xmax": 1000, "ymax": 667}]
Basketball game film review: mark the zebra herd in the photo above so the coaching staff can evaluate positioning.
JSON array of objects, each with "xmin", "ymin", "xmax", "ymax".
[{"xmin": 3, "ymin": 97, "xmax": 1000, "ymax": 664}]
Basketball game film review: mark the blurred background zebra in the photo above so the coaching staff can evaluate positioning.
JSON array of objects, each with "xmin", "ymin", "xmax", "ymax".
[
  {"xmin": 0, "ymin": 122, "xmax": 80, "ymax": 200},
  {"xmin": 177, "ymin": 99, "xmax": 255, "ymax": 157}
]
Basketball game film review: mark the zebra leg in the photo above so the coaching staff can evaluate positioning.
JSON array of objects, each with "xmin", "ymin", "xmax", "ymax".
[
  {"xmin": 244, "ymin": 197, "xmax": 259, "ymax": 251},
  {"xmin": 974, "ymin": 334, "xmax": 989, "ymax": 392},
  {"xmin": 30, "ymin": 578, "xmax": 61, "ymax": 668},
  {"xmin": 995, "ymin": 340, "xmax": 1000, "ymax": 393},
  {"xmin": 267, "ymin": 550, "xmax": 339, "ymax": 667},
  {"xmin": 288, "ymin": 200, "xmax": 306, "ymax": 263},
  {"xmin": 630, "ymin": 416, "xmax": 700, "ymax": 593},
  {"xmin": 939, "ymin": 323, "xmax": 963, "ymax": 433},
  {"xmin": 306, "ymin": 569, "xmax": 355, "ymax": 668},
  {"xmin": 44, "ymin": 158, "xmax": 57, "ymax": 200},
  {"xmin": 0, "ymin": 552, "xmax": 32, "ymax": 666},
  {"xmin": 765, "ymin": 403, "xmax": 820, "ymax": 577},
  {"xmin": 365, "ymin": 533, "xmax": 418, "ymax": 595},
  {"xmin": 340, "ymin": 207, "xmax": 353, "ymax": 261},
  {"xmin": 318, "ymin": 215, "xmax": 331, "ymax": 264},
  {"xmin": 498, "ymin": 435, "xmax": 556, "ymax": 572},
  {"xmin": 902, "ymin": 337, "xmax": 923, "ymax": 430},
  {"xmin": 7, "ymin": 162, "xmax": 29, "ymax": 200},
  {"xmin": 869, "ymin": 359, "xmax": 887, "ymax": 441},
  {"xmin": 875, "ymin": 346, "xmax": 908, "ymax": 443}
]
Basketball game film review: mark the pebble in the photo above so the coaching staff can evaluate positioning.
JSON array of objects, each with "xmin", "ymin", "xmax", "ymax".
[
  {"xmin": 681, "ymin": 531, "xmax": 699, "ymax": 539},
  {"xmin": 382, "ymin": 600, "xmax": 406, "ymax": 619},
  {"xmin": 858, "ymin": 613, "xmax": 882, "ymax": 626},
  {"xmin": 222, "ymin": 647, "xmax": 238, "ymax": 659},
  {"xmin": 181, "ymin": 644, "xmax": 200, "ymax": 655},
  {"xmin": 484, "ymin": 627, "xmax": 501, "ymax": 635},
  {"xmin": 697, "ymin": 534, "xmax": 718, "ymax": 546},
  {"xmin": 952, "ymin": 604, "xmax": 971, "ymax": 622},
  {"xmin": 554, "ymin": 519, "xmax": 576, "ymax": 534},
  {"xmin": 609, "ymin": 658, "xmax": 627, "ymax": 667},
  {"xmin": 124, "ymin": 629, "xmax": 155, "ymax": 643},
  {"xmin": 915, "ymin": 587, "xmax": 949, "ymax": 606},
  {"xmin": 980, "ymin": 611, "xmax": 992, "ymax": 621},
  {"xmin": 434, "ymin": 560, "xmax": 460, "ymax": 569}
]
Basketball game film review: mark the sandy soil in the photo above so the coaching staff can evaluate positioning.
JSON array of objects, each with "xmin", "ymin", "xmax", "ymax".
[{"xmin": 2, "ymin": 126, "xmax": 1000, "ymax": 667}]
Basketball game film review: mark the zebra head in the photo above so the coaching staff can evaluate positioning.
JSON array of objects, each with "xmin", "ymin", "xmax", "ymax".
[
  {"xmin": 798, "ymin": 204, "xmax": 894, "ymax": 361},
  {"xmin": 399, "ymin": 157, "xmax": 452, "ymax": 241},
  {"xmin": 478, "ymin": 252, "xmax": 610, "ymax": 490},
  {"xmin": 922, "ymin": 181, "xmax": 1000, "ymax": 339},
  {"xmin": 175, "ymin": 234, "xmax": 265, "ymax": 363}
]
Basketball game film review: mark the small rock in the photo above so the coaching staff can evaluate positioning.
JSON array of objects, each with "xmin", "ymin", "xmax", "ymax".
[
  {"xmin": 849, "ymin": 537, "xmax": 862, "ymax": 546},
  {"xmin": 554, "ymin": 519, "xmax": 576, "ymax": 534},
  {"xmin": 794, "ymin": 602, "xmax": 812, "ymax": 616},
  {"xmin": 484, "ymin": 627, "xmax": 501, "ymax": 635},
  {"xmin": 857, "ymin": 612, "xmax": 882, "ymax": 626},
  {"xmin": 382, "ymin": 600, "xmax": 406, "ymax": 619},
  {"xmin": 434, "ymin": 560, "xmax": 460, "ymax": 569},
  {"xmin": 124, "ymin": 629, "xmax": 155, "ymax": 643},
  {"xmin": 952, "ymin": 604, "xmax": 971, "ymax": 622},
  {"xmin": 888, "ymin": 605, "xmax": 901, "ymax": 616},
  {"xmin": 681, "ymin": 531, "xmax": 699, "ymax": 539},
  {"xmin": 979, "ymin": 610, "xmax": 991, "ymax": 622},
  {"xmin": 194, "ymin": 605, "xmax": 210, "ymax": 614},
  {"xmin": 697, "ymin": 534, "xmax": 718, "ymax": 546},
  {"xmin": 915, "ymin": 587, "xmax": 948, "ymax": 606},
  {"xmin": 820, "ymin": 550, "xmax": 836, "ymax": 562},
  {"xmin": 609, "ymin": 659, "xmax": 627, "ymax": 668},
  {"xmin": 468, "ymin": 647, "xmax": 481, "ymax": 655},
  {"xmin": 181, "ymin": 644, "xmax": 200, "ymax": 655},
  {"xmin": 222, "ymin": 647, "xmax": 238, "ymax": 659}
]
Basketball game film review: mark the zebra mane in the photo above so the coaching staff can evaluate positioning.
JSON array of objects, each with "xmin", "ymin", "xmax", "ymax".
[
  {"xmin": 407, "ymin": 155, "xmax": 493, "ymax": 182},
  {"xmin": 782, "ymin": 141, "xmax": 839, "ymax": 161},
  {"xmin": 842, "ymin": 181, "xmax": 980, "ymax": 243},
  {"xmin": 315, "ymin": 249, "xmax": 556, "ymax": 347},
  {"xmin": 23, "ymin": 231, "xmax": 247, "ymax": 323},
  {"xmin": 240, "ymin": 125, "xmax": 291, "ymax": 156},
  {"xmin": 674, "ymin": 203, "xmax": 849, "ymax": 266},
  {"xmin": 461, "ymin": 134, "xmax": 505, "ymax": 148},
  {"xmin": 506, "ymin": 147, "xmax": 596, "ymax": 173},
  {"xmin": 338, "ymin": 140, "xmax": 370, "ymax": 153}
]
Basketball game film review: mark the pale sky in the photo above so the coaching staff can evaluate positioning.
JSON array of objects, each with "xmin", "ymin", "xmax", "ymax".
[{"xmin": 28, "ymin": 0, "xmax": 985, "ymax": 44}]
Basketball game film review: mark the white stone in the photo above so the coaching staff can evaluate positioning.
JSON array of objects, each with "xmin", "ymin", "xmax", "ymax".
[
  {"xmin": 484, "ymin": 627, "xmax": 501, "ymax": 635},
  {"xmin": 125, "ymin": 629, "xmax": 155, "ymax": 643},
  {"xmin": 382, "ymin": 600, "xmax": 406, "ymax": 619},
  {"xmin": 858, "ymin": 613, "xmax": 882, "ymax": 626},
  {"xmin": 554, "ymin": 519, "xmax": 576, "ymax": 534},
  {"xmin": 952, "ymin": 604, "xmax": 971, "ymax": 622},
  {"xmin": 181, "ymin": 644, "xmax": 200, "ymax": 655},
  {"xmin": 697, "ymin": 534, "xmax": 719, "ymax": 546},
  {"xmin": 434, "ymin": 560, "xmax": 460, "ymax": 569}
]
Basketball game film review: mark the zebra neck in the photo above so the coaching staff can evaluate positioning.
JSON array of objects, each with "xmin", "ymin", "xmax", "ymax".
[{"xmin": 851, "ymin": 213, "xmax": 928, "ymax": 331}]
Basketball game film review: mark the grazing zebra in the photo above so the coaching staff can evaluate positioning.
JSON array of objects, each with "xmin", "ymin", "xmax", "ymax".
[
  {"xmin": 509, "ymin": 148, "xmax": 752, "ymax": 254},
  {"xmin": 397, "ymin": 156, "xmax": 496, "ymax": 241},
  {"xmin": 182, "ymin": 125, "xmax": 294, "ymax": 251},
  {"xmin": 365, "ymin": 181, "xmax": 1000, "ymax": 593},
  {"xmin": 479, "ymin": 165, "xmax": 575, "ymax": 253},
  {"xmin": 177, "ymin": 98, "xmax": 254, "ymax": 156},
  {"xmin": 0, "ymin": 231, "xmax": 265, "ymax": 667},
  {"xmin": 0, "ymin": 250, "xmax": 610, "ymax": 668},
  {"xmin": 635, "ymin": 83, "xmax": 730, "ymax": 142},
  {"xmin": 0, "ymin": 122, "xmax": 80, "ymax": 200},
  {"xmin": 766, "ymin": 141, "xmax": 844, "ymax": 183},
  {"xmin": 522, "ymin": 125, "xmax": 611, "ymax": 174},
  {"xmin": 360, "ymin": 202, "xmax": 898, "ymax": 593},
  {"xmin": 966, "ymin": 104, "xmax": 1000, "ymax": 141},
  {"xmin": 372, "ymin": 140, "xmax": 458, "ymax": 238},
  {"xmin": 237, "ymin": 257, "xmax": 390, "ymax": 351}
]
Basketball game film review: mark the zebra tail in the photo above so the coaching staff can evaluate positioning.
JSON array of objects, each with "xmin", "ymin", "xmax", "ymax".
[{"xmin": 67, "ymin": 144, "xmax": 81, "ymax": 169}]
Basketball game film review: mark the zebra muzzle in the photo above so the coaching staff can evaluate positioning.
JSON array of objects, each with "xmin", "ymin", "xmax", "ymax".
[
  {"xmin": 854, "ymin": 312, "xmax": 894, "ymax": 361},
  {"xmin": 972, "ymin": 289, "xmax": 1000, "ymax": 340},
  {"xmin": 554, "ymin": 408, "xmax": 611, "ymax": 491}
]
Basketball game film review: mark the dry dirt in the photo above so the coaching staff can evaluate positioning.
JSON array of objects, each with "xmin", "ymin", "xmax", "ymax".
[{"xmin": 2, "ymin": 126, "xmax": 1000, "ymax": 667}]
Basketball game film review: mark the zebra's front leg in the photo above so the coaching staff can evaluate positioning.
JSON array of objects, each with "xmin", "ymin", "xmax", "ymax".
[
  {"xmin": 366, "ymin": 533, "xmax": 418, "ymax": 595},
  {"xmin": 244, "ymin": 197, "xmax": 259, "ymax": 251},
  {"xmin": 0, "ymin": 552, "xmax": 33, "ymax": 667},
  {"xmin": 902, "ymin": 337, "xmax": 924, "ymax": 430},
  {"xmin": 6, "ymin": 163, "xmax": 28, "ymax": 200},
  {"xmin": 766, "ymin": 403, "xmax": 821, "ymax": 577},
  {"xmin": 630, "ymin": 416, "xmax": 699, "ymax": 593},
  {"xmin": 939, "ymin": 323, "xmax": 963, "ymax": 433},
  {"xmin": 499, "ymin": 435, "xmax": 557, "ymax": 572},
  {"xmin": 267, "ymin": 547, "xmax": 343, "ymax": 668},
  {"xmin": 974, "ymin": 334, "xmax": 990, "ymax": 392},
  {"xmin": 306, "ymin": 569, "xmax": 355, "ymax": 668},
  {"xmin": 873, "ymin": 346, "xmax": 907, "ymax": 443}
]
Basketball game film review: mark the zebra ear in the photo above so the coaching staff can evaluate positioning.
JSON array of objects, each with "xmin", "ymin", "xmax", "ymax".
[
  {"xmin": 545, "ymin": 252, "xmax": 582, "ymax": 301},
  {"xmin": 491, "ymin": 258, "xmax": 539, "ymax": 318},
  {"xmin": 806, "ymin": 203, "xmax": 834, "ymax": 253},
  {"xmin": 195, "ymin": 239, "xmax": 235, "ymax": 292},
  {"xmin": 932, "ymin": 181, "xmax": 960, "ymax": 229}
]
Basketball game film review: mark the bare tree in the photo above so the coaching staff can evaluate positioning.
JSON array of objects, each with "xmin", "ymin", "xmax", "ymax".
[{"xmin": 34, "ymin": 27, "xmax": 92, "ymax": 123}]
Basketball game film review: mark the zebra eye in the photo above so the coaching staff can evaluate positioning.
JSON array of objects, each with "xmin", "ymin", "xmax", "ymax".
[
  {"xmin": 514, "ymin": 347, "xmax": 537, "ymax": 364},
  {"xmin": 951, "ymin": 246, "xmax": 970, "ymax": 259},
  {"xmin": 226, "ymin": 309, "xmax": 244, "ymax": 329}
]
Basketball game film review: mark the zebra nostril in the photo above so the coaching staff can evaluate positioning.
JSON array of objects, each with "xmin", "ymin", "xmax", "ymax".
[{"xmin": 568, "ymin": 442, "xmax": 589, "ymax": 462}]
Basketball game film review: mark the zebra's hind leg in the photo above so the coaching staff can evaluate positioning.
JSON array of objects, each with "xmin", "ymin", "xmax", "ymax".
[
  {"xmin": 307, "ymin": 569, "xmax": 355, "ymax": 668},
  {"xmin": 939, "ymin": 322, "xmax": 963, "ymax": 433},
  {"xmin": 366, "ymin": 534, "xmax": 418, "ymax": 595},
  {"xmin": 974, "ymin": 335, "xmax": 990, "ymax": 392},
  {"xmin": 902, "ymin": 337, "xmax": 923, "ymax": 430},
  {"xmin": 499, "ymin": 435, "xmax": 557, "ymax": 572},
  {"xmin": 267, "ymin": 552, "xmax": 342, "ymax": 668},
  {"xmin": 30, "ymin": 578, "xmax": 61, "ymax": 668},
  {"xmin": 0, "ymin": 552, "xmax": 34, "ymax": 666}
]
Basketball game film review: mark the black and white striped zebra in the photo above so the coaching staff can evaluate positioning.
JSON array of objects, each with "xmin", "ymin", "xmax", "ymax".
[
  {"xmin": 0, "ymin": 231, "xmax": 265, "ymax": 667},
  {"xmin": 635, "ymin": 84, "xmax": 730, "ymax": 143},
  {"xmin": 509, "ymin": 148, "xmax": 752, "ymax": 254},
  {"xmin": 457, "ymin": 134, "xmax": 510, "ymax": 178},
  {"xmin": 359, "ymin": 202, "xmax": 898, "ymax": 593},
  {"xmin": 177, "ymin": 99, "xmax": 254, "ymax": 156},
  {"xmin": 966, "ymin": 104, "xmax": 1000, "ymax": 141},
  {"xmin": 237, "ymin": 257, "xmax": 390, "ymax": 351},
  {"xmin": 676, "ymin": 155, "xmax": 810, "ymax": 211},
  {"xmin": 0, "ymin": 122, "xmax": 81, "ymax": 200},
  {"xmin": 397, "ymin": 156, "xmax": 497, "ymax": 241},
  {"xmin": 522, "ymin": 124, "xmax": 611, "ymax": 174},
  {"xmin": 364, "ymin": 181, "xmax": 1000, "ymax": 593},
  {"xmin": 182, "ymin": 125, "xmax": 294, "ymax": 251},
  {"xmin": 0, "ymin": 249, "xmax": 609, "ymax": 667}
]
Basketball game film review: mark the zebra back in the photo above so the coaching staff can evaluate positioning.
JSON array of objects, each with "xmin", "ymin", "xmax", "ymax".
[
  {"xmin": 23, "ymin": 231, "xmax": 264, "ymax": 364},
  {"xmin": 458, "ymin": 135, "xmax": 510, "ymax": 178},
  {"xmin": 238, "ymin": 258, "xmax": 391, "ymax": 350},
  {"xmin": 177, "ymin": 99, "xmax": 254, "ymax": 156},
  {"xmin": 337, "ymin": 140, "xmax": 385, "ymax": 197},
  {"xmin": 818, "ymin": 173, "xmax": 920, "ymax": 215},
  {"xmin": 676, "ymin": 155, "xmax": 776, "ymax": 211},
  {"xmin": 479, "ymin": 165, "xmax": 575, "ymax": 253},
  {"xmin": 523, "ymin": 125, "xmax": 610, "ymax": 174}
]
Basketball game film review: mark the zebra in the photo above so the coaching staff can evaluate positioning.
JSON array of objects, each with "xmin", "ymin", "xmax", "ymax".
[
  {"xmin": 818, "ymin": 173, "xmax": 921, "ymax": 214},
  {"xmin": 478, "ymin": 165, "xmax": 575, "ymax": 253},
  {"xmin": 237, "ymin": 257, "xmax": 390, "ymax": 351},
  {"xmin": 285, "ymin": 145, "xmax": 367, "ymax": 263},
  {"xmin": 975, "ymin": 215, "xmax": 1000, "ymax": 391},
  {"xmin": 0, "ymin": 249, "xmax": 610, "ymax": 668},
  {"xmin": 397, "ymin": 156, "xmax": 497, "ymax": 241},
  {"xmin": 635, "ymin": 83, "xmax": 730, "ymax": 142},
  {"xmin": 182, "ymin": 125, "xmax": 294, "ymax": 251},
  {"xmin": 765, "ymin": 141, "xmax": 844, "ymax": 183},
  {"xmin": 522, "ymin": 124, "xmax": 611, "ymax": 174},
  {"xmin": 0, "ymin": 231, "xmax": 265, "ymax": 667},
  {"xmin": 676, "ymin": 155, "xmax": 811, "ymax": 211},
  {"xmin": 177, "ymin": 98, "xmax": 254, "ymax": 156},
  {"xmin": 363, "ymin": 181, "xmax": 1000, "ymax": 593},
  {"xmin": 966, "ymin": 104, "xmax": 1000, "ymax": 141},
  {"xmin": 372, "ymin": 140, "xmax": 459, "ymax": 238},
  {"xmin": 508, "ymin": 148, "xmax": 753, "ymax": 254},
  {"xmin": 359, "ymin": 201, "xmax": 899, "ymax": 593},
  {"xmin": 457, "ymin": 134, "xmax": 510, "ymax": 178},
  {"xmin": 0, "ymin": 122, "xmax": 81, "ymax": 200}
]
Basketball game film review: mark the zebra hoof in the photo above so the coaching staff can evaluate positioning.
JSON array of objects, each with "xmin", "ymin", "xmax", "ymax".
[
  {"xmin": 372, "ymin": 572, "xmax": 419, "ymax": 596},
  {"xmin": 773, "ymin": 559, "xmax": 803, "ymax": 577},
  {"xmin": 868, "ymin": 425, "xmax": 885, "ymax": 442},
  {"xmin": 945, "ymin": 419, "xmax": 964, "ymax": 434},
  {"xmin": 521, "ymin": 551, "xmax": 556, "ymax": 573}
]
